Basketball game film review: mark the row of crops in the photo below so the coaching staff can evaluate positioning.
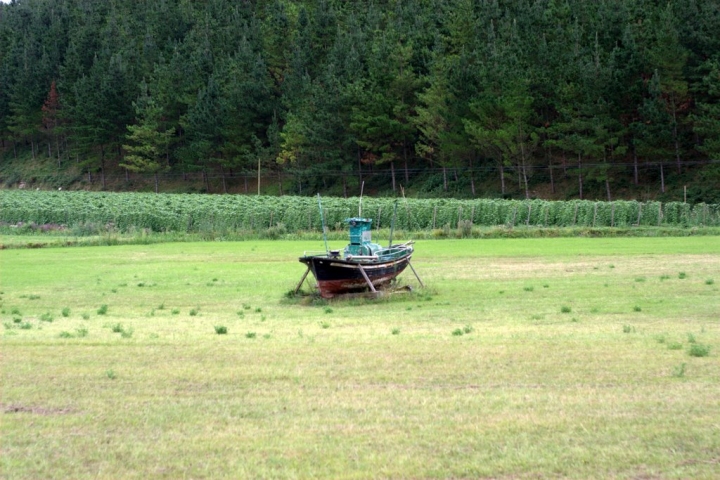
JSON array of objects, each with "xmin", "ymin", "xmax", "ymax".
[{"xmin": 2, "ymin": 190, "xmax": 719, "ymax": 233}]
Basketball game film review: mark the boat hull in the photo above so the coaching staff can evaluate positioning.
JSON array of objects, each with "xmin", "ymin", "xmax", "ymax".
[{"xmin": 299, "ymin": 253, "xmax": 412, "ymax": 298}]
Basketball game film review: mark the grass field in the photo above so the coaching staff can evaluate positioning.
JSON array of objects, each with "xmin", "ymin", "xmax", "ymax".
[{"xmin": 2, "ymin": 237, "xmax": 719, "ymax": 479}]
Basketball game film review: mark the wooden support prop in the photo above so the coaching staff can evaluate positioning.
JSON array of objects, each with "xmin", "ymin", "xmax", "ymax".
[
  {"xmin": 408, "ymin": 260, "xmax": 425, "ymax": 288},
  {"xmin": 294, "ymin": 267, "xmax": 311, "ymax": 294},
  {"xmin": 357, "ymin": 264, "xmax": 377, "ymax": 293}
]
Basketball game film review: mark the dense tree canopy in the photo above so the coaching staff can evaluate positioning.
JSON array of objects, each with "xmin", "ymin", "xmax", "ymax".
[{"xmin": 1, "ymin": 0, "xmax": 718, "ymax": 201}]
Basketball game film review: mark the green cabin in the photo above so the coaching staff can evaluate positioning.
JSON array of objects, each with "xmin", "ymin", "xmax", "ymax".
[{"xmin": 344, "ymin": 218, "xmax": 382, "ymax": 257}]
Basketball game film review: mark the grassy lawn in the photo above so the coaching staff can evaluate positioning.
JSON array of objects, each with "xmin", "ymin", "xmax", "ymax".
[{"xmin": 1, "ymin": 237, "xmax": 719, "ymax": 479}]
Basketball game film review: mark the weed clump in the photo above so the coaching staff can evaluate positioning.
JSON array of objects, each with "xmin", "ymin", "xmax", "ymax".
[
  {"xmin": 214, "ymin": 325, "xmax": 228, "ymax": 335},
  {"xmin": 689, "ymin": 344, "xmax": 710, "ymax": 357}
]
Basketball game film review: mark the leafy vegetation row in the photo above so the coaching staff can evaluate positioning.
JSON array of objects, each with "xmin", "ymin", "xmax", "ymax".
[{"xmin": 3, "ymin": 191, "xmax": 718, "ymax": 234}]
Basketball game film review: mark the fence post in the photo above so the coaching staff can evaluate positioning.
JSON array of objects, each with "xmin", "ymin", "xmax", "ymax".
[
  {"xmin": 593, "ymin": 202, "xmax": 598, "ymax": 227},
  {"xmin": 572, "ymin": 203, "xmax": 578, "ymax": 226},
  {"xmin": 526, "ymin": 203, "xmax": 532, "ymax": 226}
]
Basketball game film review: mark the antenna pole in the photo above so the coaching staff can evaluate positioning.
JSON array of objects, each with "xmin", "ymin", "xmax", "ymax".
[
  {"xmin": 388, "ymin": 200, "xmax": 398, "ymax": 248},
  {"xmin": 359, "ymin": 181, "xmax": 364, "ymax": 217},
  {"xmin": 318, "ymin": 193, "xmax": 329, "ymax": 254}
]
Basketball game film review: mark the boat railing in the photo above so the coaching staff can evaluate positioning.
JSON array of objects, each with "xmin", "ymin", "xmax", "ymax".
[
  {"xmin": 345, "ymin": 255, "xmax": 379, "ymax": 261},
  {"xmin": 375, "ymin": 242, "xmax": 413, "ymax": 257},
  {"xmin": 302, "ymin": 250, "xmax": 331, "ymax": 257}
]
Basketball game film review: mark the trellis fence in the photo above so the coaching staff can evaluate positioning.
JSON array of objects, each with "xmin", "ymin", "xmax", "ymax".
[{"xmin": 2, "ymin": 191, "xmax": 719, "ymax": 233}]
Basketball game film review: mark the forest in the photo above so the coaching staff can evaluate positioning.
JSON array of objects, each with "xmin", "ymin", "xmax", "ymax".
[{"xmin": 1, "ymin": 0, "xmax": 719, "ymax": 202}]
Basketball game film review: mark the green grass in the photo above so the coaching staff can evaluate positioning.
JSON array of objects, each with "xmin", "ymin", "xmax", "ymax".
[{"xmin": 1, "ymin": 237, "xmax": 719, "ymax": 478}]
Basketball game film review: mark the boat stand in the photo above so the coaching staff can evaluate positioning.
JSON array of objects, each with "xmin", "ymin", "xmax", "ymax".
[
  {"xmin": 357, "ymin": 264, "xmax": 377, "ymax": 293},
  {"xmin": 294, "ymin": 266, "xmax": 312, "ymax": 294},
  {"xmin": 407, "ymin": 260, "xmax": 425, "ymax": 288}
]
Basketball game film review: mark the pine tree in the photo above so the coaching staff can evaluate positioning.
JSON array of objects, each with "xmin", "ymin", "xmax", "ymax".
[
  {"xmin": 121, "ymin": 83, "xmax": 173, "ymax": 193},
  {"xmin": 41, "ymin": 80, "xmax": 62, "ymax": 165}
]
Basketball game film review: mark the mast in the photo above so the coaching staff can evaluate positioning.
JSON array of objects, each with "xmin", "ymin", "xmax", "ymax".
[{"xmin": 317, "ymin": 193, "xmax": 329, "ymax": 254}]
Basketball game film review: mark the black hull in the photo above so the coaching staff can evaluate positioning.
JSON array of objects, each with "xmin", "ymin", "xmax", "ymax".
[{"xmin": 300, "ymin": 254, "xmax": 412, "ymax": 298}]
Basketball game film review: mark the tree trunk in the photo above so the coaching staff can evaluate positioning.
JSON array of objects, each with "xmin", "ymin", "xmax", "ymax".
[
  {"xmin": 469, "ymin": 154, "xmax": 476, "ymax": 197},
  {"xmin": 100, "ymin": 145, "xmax": 106, "ymax": 190},
  {"xmin": 577, "ymin": 154, "xmax": 583, "ymax": 200},
  {"xmin": 605, "ymin": 178, "xmax": 611, "ymax": 202},
  {"xmin": 633, "ymin": 144, "xmax": 639, "ymax": 185},
  {"xmin": 390, "ymin": 161, "xmax": 396, "ymax": 192},
  {"xmin": 549, "ymin": 157, "xmax": 555, "ymax": 194},
  {"xmin": 154, "ymin": 172, "xmax": 159, "ymax": 193},
  {"xmin": 499, "ymin": 163, "xmax": 505, "ymax": 195},
  {"xmin": 672, "ymin": 100, "xmax": 681, "ymax": 174},
  {"xmin": 660, "ymin": 162, "xmax": 665, "ymax": 193},
  {"xmin": 221, "ymin": 166, "xmax": 227, "ymax": 194},
  {"xmin": 520, "ymin": 140, "xmax": 529, "ymax": 199},
  {"xmin": 403, "ymin": 142, "xmax": 409, "ymax": 185}
]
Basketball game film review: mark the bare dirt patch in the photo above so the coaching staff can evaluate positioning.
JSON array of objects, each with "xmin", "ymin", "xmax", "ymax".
[{"xmin": 2, "ymin": 403, "xmax": 75, "ymax": 415}]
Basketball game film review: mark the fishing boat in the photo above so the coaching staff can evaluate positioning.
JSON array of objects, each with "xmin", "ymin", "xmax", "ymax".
[{"xmin": 295, "ymin": 196, "xmax": 423, "ymax": 298}]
